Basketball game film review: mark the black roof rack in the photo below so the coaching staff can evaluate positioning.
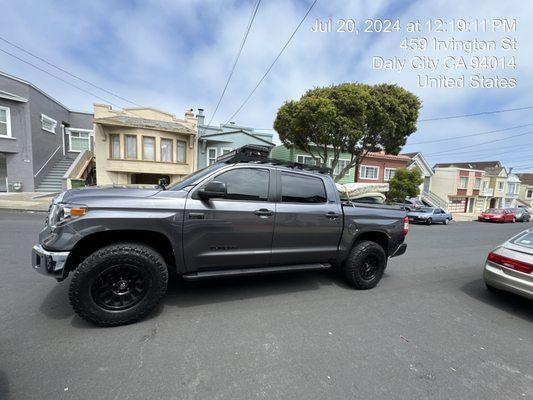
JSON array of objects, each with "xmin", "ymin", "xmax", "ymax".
[{"xmin": 216, "ymin": 145, "xmax": 332, "ymax": 175}]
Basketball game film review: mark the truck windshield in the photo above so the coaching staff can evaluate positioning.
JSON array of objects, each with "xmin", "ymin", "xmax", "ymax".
[{"xmin": 169, "ymin": 163, "xmax": 225, "ymax": 191}]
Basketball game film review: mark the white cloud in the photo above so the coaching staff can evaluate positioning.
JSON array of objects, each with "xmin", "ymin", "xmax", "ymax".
[{"xmin": 0, "ymin": 0, "xmax": 531, "ymax": 166}]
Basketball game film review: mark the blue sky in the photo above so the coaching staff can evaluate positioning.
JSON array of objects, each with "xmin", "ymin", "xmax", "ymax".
[{"xmin": 1, "ymin": 0, "xmax": 532, "ymax": 170}]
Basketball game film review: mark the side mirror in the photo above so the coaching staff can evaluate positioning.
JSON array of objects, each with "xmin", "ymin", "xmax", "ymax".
[{"xmin": 198, "ymin": 181, "xmax": 227, "ymax": 200}]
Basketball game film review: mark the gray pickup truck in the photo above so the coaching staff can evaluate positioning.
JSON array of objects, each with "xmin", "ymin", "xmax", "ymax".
[{"xmin": 33, "ymin": 146, "xmax": 408, "ymax": 326}]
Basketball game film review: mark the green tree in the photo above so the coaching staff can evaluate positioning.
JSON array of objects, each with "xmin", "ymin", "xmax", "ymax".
[
  {"xmin": 387, "ymin": 168, "xmax": 423, "ymax": 200},
  {"xmin": 273, "ymin": 83, "xmax": 421, "ymax": 181}
]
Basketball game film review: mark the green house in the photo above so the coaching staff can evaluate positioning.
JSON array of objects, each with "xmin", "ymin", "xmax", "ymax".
[{"xmin": 270, "ymin": 144, "xmax": 355, "ymax": 184}]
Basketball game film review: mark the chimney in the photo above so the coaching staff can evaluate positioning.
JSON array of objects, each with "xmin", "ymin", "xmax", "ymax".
[{"xmin": 196, "ymin": 108, "xmax": 205, "ymax": 126}]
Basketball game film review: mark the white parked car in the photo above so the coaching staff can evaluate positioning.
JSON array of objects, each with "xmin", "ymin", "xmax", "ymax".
[{"xmin": 484, "ymin": 228, "xmax": 533, "ymax": 300}]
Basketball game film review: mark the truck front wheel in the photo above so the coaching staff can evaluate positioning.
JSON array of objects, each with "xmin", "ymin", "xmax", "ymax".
[
  {"xmin": 69, "ymin": 243, "xmax": 168, "ymax": 327},
  {"xmin": 343, "ymin": 241, "xmax": 387, "ymax": 289}
]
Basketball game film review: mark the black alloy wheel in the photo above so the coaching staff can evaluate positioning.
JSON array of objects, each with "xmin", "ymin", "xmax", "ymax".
[{"xmin": 91, "ymin": 264, "xmax": 149, "ymax": 310}]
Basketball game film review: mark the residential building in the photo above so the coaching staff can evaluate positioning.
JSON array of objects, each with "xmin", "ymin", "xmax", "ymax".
[
  {"xmin": 196, "ymin": 109, "xmax": 275, "ymax": 168},
  {"xmin": 516, "ymin": 173, "xmax": 533, "ymax": 209},
  {"xmin": 0, "ymin": 71, "xmax": 93, "ymax": 192},
  {"xmin": 93, "ymin": 104, "xmax": 197, "ymax": 186},
  {"xmin": 431, "ymin": 163, "xmax": 485, "ymax": 213},
  {"xmin": 505, "ymin": 171, "xmax": 521, "ymax": 208},
  {"xmin": 401, "ymin": 152, "xmax": 434, "ymax": 194},
  {"xmin": 357, "ymin": 151, "xmax": 411, "ymax": 183},
  {"xmin": 270, "ymin": 144, "xmax": 356, "ymax": 184}
]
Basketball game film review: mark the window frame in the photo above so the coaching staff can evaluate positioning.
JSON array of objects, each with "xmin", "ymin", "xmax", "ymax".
[
  {"xmin": 142, "ymin": 136, "xmax": 156, "ymax": 161},
  {"xmin": 221, "ymin": 147, "xmax": 233, "ymax": 155},
  {"xmin": 124, "ymin": 135, "xmax": 138, "ymax": 159},
  {"xmin": 0, "ymin": 106, "xmax": 12, "ymax": 138},
  {"xmin": 67, "ymin": 128, "xmax": 92, "ymax": 152},
  {"xmin": 109, "ymin": 134, "xmax": 120, "ymax": 159},
  {"xmin": 384, "ymin": 167, "xmax": 396, "ymax": 182},
  {"xmin": 497, "ymin": 181, "xmax": 504, "ymax": 192},
  {"xmin": 194, "ymin": 166, "xmax": 272, "ymax": 202},
  {"xmin": 296, "ymin": 154, "xmax": 319, "ymax": 166},
  {"xmin": 207, "ymin": 147, "xmax": 217, "ymax": 165},
  {"xmin": 176, "ymin": 140, "xmax": 187, "ymax": 163},
  {"xmin": 279, "ymin": 171, "xmax": 328, "ymax": 204},
  {"xmin": 526, "ymin": 189, "xmax": 533, "ymax": 199},
  {"xmin": 360, "ymin": 165, "xmax": 379, "ymax": 180},
  {"xmin": 474, "ymin": 178, "xmax": 481, "ymax": 189},
  {"xmin": 330, "ymin": 158, "xmax": 350, "ymax": 176},
  {"xmin": 459, "ymin": 176, "xmax": 468, "ymax": 189},
  {"xmin": 40, "ymin": 113, "xmax": 57, "ymax": 134},
  {"xmin": 160, "ymin": 138, "xmax": 173, "ymax": 163}
]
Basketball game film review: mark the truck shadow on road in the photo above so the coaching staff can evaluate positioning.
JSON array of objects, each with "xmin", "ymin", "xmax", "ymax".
[{"xmin": 460, "ymin": 279, "xmax": 533, "ymax": 323}]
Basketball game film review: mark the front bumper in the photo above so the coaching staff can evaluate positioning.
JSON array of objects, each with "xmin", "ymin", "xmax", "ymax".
[
  {"xmin": 484, "ymin": 262, "xmax": 533, "ymax": 300},
  {"xmin": 32, "ymin": 244, "xmax": 70, "ymax": 281}
]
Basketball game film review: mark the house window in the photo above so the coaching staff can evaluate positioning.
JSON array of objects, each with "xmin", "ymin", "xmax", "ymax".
[
  {"xmin": 526, "ymin": 189, "xmax": 533, "ymax": 199},
  {"xmin": 125, "ymin": 135, "xmax": 137, "ymax": 159},
  {"xmin": 68, "ymin": 130, "xmax": 91, "ymax": 152},
  {"xmin": 497, "ymin": 181, "xmax": 504, "ymax": 192},
  {"xmin": 221, "ymin": 147, "xmax": 233, "ymax": 155},
  {"xmin": 297, "ymin": 155, "xmax": 318, "ymax": 166},
  {"xmin": 360, "ymin": 165, "xmax": 379, "ymax": 180},
  {"xmin": 482, "ymin": 181, "xmax": 488, "ymax": 190},
  {"xmin": 41, "ymin": 114, "xmax": 57, "ymax": 134},
  {"xmin": 474, "ymin": 178, "xmax": 481, "ymax": 189},
  {"xmin": 207, "ymin": 147, "xmax": 217, "ymax": 165},
  {"xmin": 161, "ymin": 138, "xmax": 173, "ymax": 162},
  {"xmin": 110, "ymin": 134, "xmax": 120, "ymax": 159},
  {"xmin": 177, "ymin": 140, "xmax": 186, "ymax": 163},
  {"xmin": 0, "ymin": 106, "xmax": 11, "ymax": 138},
  {"xmin": 384, "ymin": 168, "xmax": 396, "ymax": 181},
  {"xmin": 331, "ymin": 159, "xmax": 349, "ymax": 175},
  {"xmin": 459, "ymin": 177, "xmax": 468, "ymax": 189},
  {"xmin": 142, "ymin": 137, "xmax": 155, "ymax": 161}
]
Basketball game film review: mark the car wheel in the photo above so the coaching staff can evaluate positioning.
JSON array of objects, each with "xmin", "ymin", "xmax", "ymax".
[
  {"xmin": 69, "ymin": 242, "xmax": 168, "ymax": 327},
  {"xmin": 426, "ymin": 218, "xmax": 432, "ymax": 225},
  {"xmin": 443, "ymin": 218, "xmax": 449, "ymax": 225},
  {"xmin": 343, "ymin": 240, "xmax": 386, "ymax": 290}
]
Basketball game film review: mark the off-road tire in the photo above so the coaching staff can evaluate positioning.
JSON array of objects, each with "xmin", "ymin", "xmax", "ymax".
[
  {"xmin": 343, "ymin": 240, "xmax": 387, "ymax": 290},
  {"xmin": 69, "ymin": 243, "xmax": 168, "ymax": 327}
]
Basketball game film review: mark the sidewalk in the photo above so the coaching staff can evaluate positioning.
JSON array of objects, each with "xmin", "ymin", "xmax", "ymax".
[
  {"xmin": 452, "ymin": 213, "xmax": 478, "ymax": 222},
  {"xmin": 0, "ymin": 192, "xmax": 56, "ymax": 212}
]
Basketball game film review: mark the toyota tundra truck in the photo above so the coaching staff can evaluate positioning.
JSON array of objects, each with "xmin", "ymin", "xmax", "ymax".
[{"xmin": 32, "ymin": 146, "xmax": 408, "ymax": 326}]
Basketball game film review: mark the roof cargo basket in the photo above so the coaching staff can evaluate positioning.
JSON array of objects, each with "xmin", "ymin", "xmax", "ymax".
[{"xmin": 217, "ymin": 145, "xmax": 332, "ymax": 175}]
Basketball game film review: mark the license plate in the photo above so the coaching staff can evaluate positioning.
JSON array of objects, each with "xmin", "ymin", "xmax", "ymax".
[
  {"xmin": 409, "ymin": 217, "xmax": 414, "ymax": 221},
  {"xmin": 485, "ymin": 217, "xmax": 490, "ymax": 220}
]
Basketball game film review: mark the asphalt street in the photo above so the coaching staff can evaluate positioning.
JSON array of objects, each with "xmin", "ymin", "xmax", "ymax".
[{"xmin": 0, "ymin": 210, "xmax": 532, "ymax": 400}]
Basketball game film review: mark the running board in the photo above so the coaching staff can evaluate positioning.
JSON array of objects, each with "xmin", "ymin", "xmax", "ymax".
[{"xmin": 182, "ymin": 263, "xmax": 331, "ymax": 281}]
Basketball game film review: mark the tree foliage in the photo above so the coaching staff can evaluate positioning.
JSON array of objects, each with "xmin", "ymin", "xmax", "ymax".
[
  {"xmin": 273, "ymin": 83, "xmax": 421, "ymax": 181},
  {"xmin": 387, "ymin": 168, "xmax": 424, "ymax": 200}
]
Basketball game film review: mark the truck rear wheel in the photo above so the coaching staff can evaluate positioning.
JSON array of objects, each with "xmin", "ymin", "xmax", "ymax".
[
  {"xmin": 69, "ymin": 243, "xmax": 168, "ymax": 327},
  {"xmin": 343, "ymin": 240, "xmax": 386, "ymax": 289}
]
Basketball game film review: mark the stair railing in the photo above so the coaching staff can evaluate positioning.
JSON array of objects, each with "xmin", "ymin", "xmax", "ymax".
[{"xmin": 34, "ymin": 146, "xmax": 61, "ymax": 178}]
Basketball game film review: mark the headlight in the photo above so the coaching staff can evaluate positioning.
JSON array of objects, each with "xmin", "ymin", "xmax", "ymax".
[{"xmin": 48, "ymin": 203, "xmax": 88, "ymax": 228}]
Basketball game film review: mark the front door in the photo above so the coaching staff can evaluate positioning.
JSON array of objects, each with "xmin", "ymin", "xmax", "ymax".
[
  {"xmin": 270, "ymin": 171, "xmax": 342, "ymax": 265},
  {"xmin": 183, "ymin": 167, "xmax": 275, "ymax": 271}
]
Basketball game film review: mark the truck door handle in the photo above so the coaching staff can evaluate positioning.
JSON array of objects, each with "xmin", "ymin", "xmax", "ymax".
[
  {"xmin": 254, "ymin": 208, "xmax": 273, "ymax": 217},
  {"xmin": 188, "ymin": 212, "xmax": 205, "ymax": 219},
  {"xmin": 325, "ymin": 212, "xmax": 340, "ymax": 219}
]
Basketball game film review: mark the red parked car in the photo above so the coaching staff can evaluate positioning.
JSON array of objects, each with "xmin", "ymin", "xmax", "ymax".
[{"xmin": 478, "ymin": 208, "xmax": 516, "ymax": 223}]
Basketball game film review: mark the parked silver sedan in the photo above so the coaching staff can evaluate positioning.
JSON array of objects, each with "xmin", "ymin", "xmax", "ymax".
[
  {"xmin": 484, "ymin": 228, "xmax": 533, "ymax": 300},
  {"xmin": 407, "ymin": 207, "xmax": 453, "ymax": 225}
]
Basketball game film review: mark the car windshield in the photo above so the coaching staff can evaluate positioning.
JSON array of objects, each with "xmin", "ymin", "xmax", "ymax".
[
  {"xmin": 169, "ymin": 163, "xmax": 225, "ymax": 191},
  {"xmin": 486, "ymin": 208, "xmax": 502, "ymax": 214},
  {"xmin": 511, "ymin": 230, "xmax": 533, "ymax": 250}
]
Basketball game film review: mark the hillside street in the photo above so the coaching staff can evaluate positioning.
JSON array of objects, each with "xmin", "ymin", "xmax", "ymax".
[{"xmin": 0, "ymin": 210, "xmax": 532, "ymax": 400}]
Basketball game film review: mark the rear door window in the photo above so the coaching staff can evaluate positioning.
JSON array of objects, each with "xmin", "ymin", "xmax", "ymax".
[{"xmin": 281, "ymin": 173, "xmax": 327, "ymax": 203}]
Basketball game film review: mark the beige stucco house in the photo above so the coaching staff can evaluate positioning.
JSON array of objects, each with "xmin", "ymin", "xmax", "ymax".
[
  {"xmin": 517, "ymin": 173, "xmax": 533, "ymax": 209},
  {"xmin": 93, "ymin": 104, "xmax": 198, "ymax": 186}
]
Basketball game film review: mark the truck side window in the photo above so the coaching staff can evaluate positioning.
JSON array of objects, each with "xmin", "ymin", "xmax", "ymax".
[
  {"xmin": 212, "ymin": 168, "xmax": 269, "ymax": 201},
  {"xmin": 281, "ymin": 173, "xmax": 327, "ymax": 203}
]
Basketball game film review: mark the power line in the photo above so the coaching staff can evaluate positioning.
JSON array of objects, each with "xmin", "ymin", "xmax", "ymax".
[
  {"xmin": 207, "ymin": 0, "xmax": 261, "ymax": 126},
  {"xmin": 426, "ymin": 131, "xmax": 533, "ymax": 156},
  {"xmin": 0, "ymin": 47, "xmax": 125, "ymax": 108},
  {"xmin": 0, "ymin": 35, "xmax": 143, "ymax": 107},
  {"xmin": 430, "ymin": 144, "xmax": 533, "ymax": 158},
  {"xmin": 225, "ymin": 0, "xmax": 319, "ymax": 124},
  {"xmin": 419, "ymin": 106, "xmax": 533, "ymax": 122},
  {"xmin": 405, "ymin": 123, "xmax": 533, "ymax": 146}
]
